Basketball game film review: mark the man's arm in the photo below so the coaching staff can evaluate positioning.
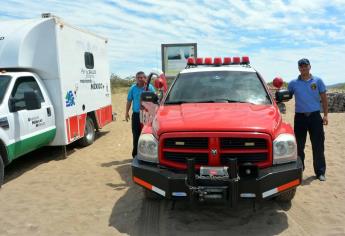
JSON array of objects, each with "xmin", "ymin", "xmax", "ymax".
[
  {"xmin": 125, "ymin": 100, "xmax": 132, "ymax": 121},
  {"xmin": 320, "ymin": 92, "xmax": 328, "ymax": 125}
]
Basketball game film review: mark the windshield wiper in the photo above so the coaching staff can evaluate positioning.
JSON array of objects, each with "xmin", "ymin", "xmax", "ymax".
[{"xmin": 164, "ymin": 101, "xmax": 190, "ymax": 105}]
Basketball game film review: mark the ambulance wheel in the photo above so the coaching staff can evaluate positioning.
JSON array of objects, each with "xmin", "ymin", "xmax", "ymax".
[
  {"xmin": 144, "ymin": 189, "xmax": 162, "ymax": 200},
  {"xmin": 0, "ymin": 155, "xmax": 4, "ymax": 187},
  {"xmin": 79, "ymin": 117, "xmax": 95, "ymax": 147},
  {"xmin": 275, "ymin": 188, "xmax": 296, "ymax": 202}
]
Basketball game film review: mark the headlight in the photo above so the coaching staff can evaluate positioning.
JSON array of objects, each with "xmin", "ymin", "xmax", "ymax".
[
  {"xmin": 273, "ymin": 134, "xmax": 297, "ymax": 164},
  {"xmin": 137, "ymin": 134, "xmax": 158, "ymax": 163}
]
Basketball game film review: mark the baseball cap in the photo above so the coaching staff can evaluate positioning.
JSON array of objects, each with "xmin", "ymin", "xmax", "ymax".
[{"xmin": 298, "ymin": 58, "xmax": 310, "ymax": 66}]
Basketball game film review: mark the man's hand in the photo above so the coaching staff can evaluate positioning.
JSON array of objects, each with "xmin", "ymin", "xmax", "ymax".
[
  {"xmin": 125, "ymin": 112, "xmax": 130, "ymax": 122},
  {"xmin": 323, "ymin": 115, "xmax": 328, "ymax": 125}
]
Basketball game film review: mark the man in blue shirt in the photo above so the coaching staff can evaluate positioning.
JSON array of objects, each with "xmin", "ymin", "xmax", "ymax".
[
  {"xmin": 288, "ymin": 58, "xmax": 328, "ymax": 181},
  {"xmin": 125, "ymin": 71, "xmax": 155, "ymax": 157}
]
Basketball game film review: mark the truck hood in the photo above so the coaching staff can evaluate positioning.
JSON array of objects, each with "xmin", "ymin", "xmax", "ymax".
[{"xmin": 153, "ymin": 103, "xmax": 281, "ymax": 136}]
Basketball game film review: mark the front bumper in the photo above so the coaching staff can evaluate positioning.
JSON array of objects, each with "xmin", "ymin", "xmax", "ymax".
[{"xmin": 132, "ymin": 157, "xmax": 303, "ymax": 202}]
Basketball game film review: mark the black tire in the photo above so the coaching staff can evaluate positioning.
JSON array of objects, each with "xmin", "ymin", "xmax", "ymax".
[
  {"xmin": 0, "ymin": 154, "xmax": 4, "ymax": 188},
  {"xmin": 79, "ymin": 117, "xmax": 95, "ymax": 147},
  {"xmin": 275, "ymin": 188, "xmax": 296, "ymax": 202},
  {"xmin": 144, "ymin": 189, "xmax": 163, "ymax": 200}
]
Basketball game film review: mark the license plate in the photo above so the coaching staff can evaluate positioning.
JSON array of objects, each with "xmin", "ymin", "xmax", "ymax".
[{"xmin": 200, "ymin": 166, "xmax": 229, "ymax": 177}]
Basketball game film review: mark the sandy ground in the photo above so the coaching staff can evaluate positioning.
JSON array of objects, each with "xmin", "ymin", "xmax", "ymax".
[{"xmin": 1, "ymin": 91, "xmax": 345, "ymax": 236}]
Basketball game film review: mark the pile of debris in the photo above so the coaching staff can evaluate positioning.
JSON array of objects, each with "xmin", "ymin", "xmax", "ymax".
[{"xmin": 327, "ymin": 92, "xmax": 345, "ymax": 113}]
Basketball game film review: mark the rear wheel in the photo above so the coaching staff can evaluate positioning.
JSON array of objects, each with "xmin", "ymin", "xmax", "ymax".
[
  {"xmin": 79, "ymin": 117, "xmax": 95, "ymax": 147},
  {"xmin": 0, "ymin": 154, "xmax": 4, "ymax": 188},
  {"xmin": 275, "ymin": 188, "xmax": 296, "ymax": 202}
]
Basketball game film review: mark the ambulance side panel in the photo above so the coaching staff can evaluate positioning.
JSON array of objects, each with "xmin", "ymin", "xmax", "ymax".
[{"xmin": 51, "ymin": 22, "xmax": 112, "ymax": 145}]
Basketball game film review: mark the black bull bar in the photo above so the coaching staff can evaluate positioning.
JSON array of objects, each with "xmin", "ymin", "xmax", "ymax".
[{"xmin": 132, "ymin": 157, "xmax": 303, "ymax": 205}]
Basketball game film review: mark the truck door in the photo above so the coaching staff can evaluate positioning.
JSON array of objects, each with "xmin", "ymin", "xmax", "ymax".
[{"xmin": 9, "ymin": 76, "xmax": 56, "ymax": 159}]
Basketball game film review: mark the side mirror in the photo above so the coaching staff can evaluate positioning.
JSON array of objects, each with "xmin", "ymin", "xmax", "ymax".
[
  {"xmin": 24, "ymin": 91, "xmax": 41, "ymax": 110},
  {"xmin": 275, "ymin": 90, "xmax": 292, "ymax": 103},
  {"xmin": 140, "ymin": 91, "xmax": 159, "ymax": 126},
  {"xmin": 141, "ymin": 91, "xmax": 158, "ymax": 104},
  {"xmin": 8, "ymin": 97, "xmax": 17, "ymax": 112}
]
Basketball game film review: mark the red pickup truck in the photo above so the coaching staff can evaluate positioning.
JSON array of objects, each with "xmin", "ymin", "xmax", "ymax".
[{"xmin": 132, "ymin": 57, "xmax": 303, "ymax": 205}]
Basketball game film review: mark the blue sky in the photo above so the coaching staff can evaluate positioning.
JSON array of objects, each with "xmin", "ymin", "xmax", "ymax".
[{"xmin": 1, "ymin": 0, "xmax": 345, "ymax": 85}]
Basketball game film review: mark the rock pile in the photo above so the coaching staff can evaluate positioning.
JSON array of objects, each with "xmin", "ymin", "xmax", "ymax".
[{"xmin": 327, "ymin": 92, "xmax": 345, "ymax": 113}]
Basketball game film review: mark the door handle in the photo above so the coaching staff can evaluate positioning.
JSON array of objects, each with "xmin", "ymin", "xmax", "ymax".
[
  {"xmin": 0, "ymin": 117, "xmax": 9, "ymax": 129},
  {"xmin": 47, "ymin": 107, "xmax": 51, "ymax": 117}
]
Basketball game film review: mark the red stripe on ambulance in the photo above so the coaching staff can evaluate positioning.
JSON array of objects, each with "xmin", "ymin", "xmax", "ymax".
[{"xmin": 95, "ymin": 105, "xmax": 112, "ymax": 128}]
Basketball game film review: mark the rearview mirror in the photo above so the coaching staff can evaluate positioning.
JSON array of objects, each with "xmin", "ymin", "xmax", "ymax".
[{"xmin": 140, "ymin": 91, "xmax": 159, "ymax": 126}]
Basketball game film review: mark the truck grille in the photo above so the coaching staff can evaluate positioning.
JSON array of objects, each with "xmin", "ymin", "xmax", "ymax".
[
  {"xmin": 220, "ymin": 138, "xmax": 267, "ymax": 149},
  {"xmin": 160, "ymin": 133, "xmax": 271, "ymax": 169},
  {"xmin": 164, "ymin": 138, "xmax": 208, "ymax": 149},
  {"xmin": 220, "ymin": 153, "xmax": 267, "ymax": 164},
  {"xmin": 164, "ymin": 152, "xmax": 208, "ymax": 164}
]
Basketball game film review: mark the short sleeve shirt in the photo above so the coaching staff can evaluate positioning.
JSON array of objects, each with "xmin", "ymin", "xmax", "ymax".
[
  {"xmin": 288, "ymin": 75, "xmax": 326, "ymax": 113},
  {"xmin": 127, "ymin": 84, "xmax": 155, "ymax": 112}
]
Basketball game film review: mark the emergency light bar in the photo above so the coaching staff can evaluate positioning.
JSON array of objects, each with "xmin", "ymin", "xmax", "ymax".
[{"xmin": 186, "ymin": 56, "xmax": 250, "ymax": 66}]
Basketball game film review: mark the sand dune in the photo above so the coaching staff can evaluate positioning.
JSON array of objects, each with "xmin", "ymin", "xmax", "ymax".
[{"xmin": 0, "ymin": 92, "xmax": 344, "ymax": 236}]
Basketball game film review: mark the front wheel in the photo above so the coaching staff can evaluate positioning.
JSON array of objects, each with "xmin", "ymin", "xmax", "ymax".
[
  {"xmin": 79, "ymin": 117, "xmax": 95, "ymax": 147},
  {"xmin": 0, "ymin": 155, "xmax": 4, "ymax": 187}
]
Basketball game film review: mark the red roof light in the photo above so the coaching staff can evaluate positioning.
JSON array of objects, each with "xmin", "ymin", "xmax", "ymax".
[
  {"xmin": 242, "ymin": 56, "xmax": 250, "ymax": 64},
  {"xmin": 223, "ymin": 57, "xmax": 231, "ymax": 65},
  {"xmin": 233, "ymin": 57, "xmax": 241, "ymax": 64},
  {"xmin": 204, "ymin": 57, "xmax": 212, "ymax": 65},
  {"xmin": 196, "ymin": 57, "xmax": 204, "ymax": 65},
  {"xmin": 187, "ymin": 57, "xmax": 195, "ymax": 65},
  {"xmin": 214, "ymin": 57, "xmax": 222, "ymax": 65}
]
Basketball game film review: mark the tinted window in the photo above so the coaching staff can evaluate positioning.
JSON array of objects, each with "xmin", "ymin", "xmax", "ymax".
[
  {"xmin": 165, "ymin": 71, "xmax": 271, "ymax": 105},
  {"xmin": 0, "ymin": 75, "xmax": 11, "ymax": 104},
  {"xmin": 84, "ymin": 52, "xmax": 94, "ymax": 69},
  {"xmin": 11, "ymin": 76, "xmax": 44, "ymax": 111}
]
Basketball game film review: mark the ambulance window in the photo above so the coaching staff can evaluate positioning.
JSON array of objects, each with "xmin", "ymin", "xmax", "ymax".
[
  {"xmin": 11, "ymin": 77, "xmax": 45, "ymax": 111},
  {"xmin": 84, "ymin": 52, "xmax": 94, "ymax": 69},
  {"xmin": 0, "ymin": 75, "xmax": 11, "ymax": 104}
]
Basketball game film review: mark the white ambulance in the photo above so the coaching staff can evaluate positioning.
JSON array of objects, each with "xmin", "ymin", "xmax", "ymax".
[{"xmin": 0, "ymin": 14, "xmax": 113, "ymax": 186}]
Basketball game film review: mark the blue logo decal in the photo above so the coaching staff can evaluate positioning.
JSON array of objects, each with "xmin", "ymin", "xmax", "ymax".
[{"xmin": 65, "ymin": 90, "xmax": 75, "ymax": 107}]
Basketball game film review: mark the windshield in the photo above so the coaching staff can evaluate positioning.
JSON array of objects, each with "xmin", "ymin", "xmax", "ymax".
[
  {"xmin": 165, "ymin": 71, "xmax": 271, "ymax": 105},
  {"xmin": 0, "ymin": 75, "xmax": 11, "ymax": 104}
]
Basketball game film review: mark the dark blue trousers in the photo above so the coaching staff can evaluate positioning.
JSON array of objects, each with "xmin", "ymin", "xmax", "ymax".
[
  {"xmin": 131, "ymin": 112, "xmax": 142, "ymax": 158},
  {"xmin": 294, "ymin": 111, "xmax": 326, "ymax": 176}
]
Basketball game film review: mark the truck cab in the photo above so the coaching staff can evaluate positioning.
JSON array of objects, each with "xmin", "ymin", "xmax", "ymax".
[
  {"xmin": 0, "ymin": 71, "xmax": 57, "ymax": 185},
  {"xmin": 132, "ymin": 56, "xmax": 303, "ymax": 204}
]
